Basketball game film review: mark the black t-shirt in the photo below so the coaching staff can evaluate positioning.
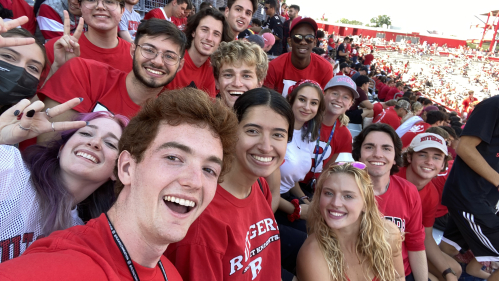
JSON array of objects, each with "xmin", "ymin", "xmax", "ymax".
[
  {"xmin": 263, "ymin": 14, "xmax": 283, "ymax": 56},
  {"xmin": 442, "ymin": 96, "xmax": 499, "ymax": 214},
  {"xmin": 337, "ymin": 43, "xmax": 347, "ymax": 62},
  {"xmin": 238, "ymin": 29, "xmax": 254, "ymax": 39}
]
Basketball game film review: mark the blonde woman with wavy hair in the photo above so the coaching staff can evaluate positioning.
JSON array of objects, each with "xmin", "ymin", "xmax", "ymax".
[{"xmin": 297, "ymin": 162, "xmax": 405, "ymax": 281}]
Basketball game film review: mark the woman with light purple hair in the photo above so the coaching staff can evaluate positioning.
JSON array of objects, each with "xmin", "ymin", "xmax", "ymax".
[{"xmin": 0, "ymin": 98, "xmax": 128, "ymax": 262}]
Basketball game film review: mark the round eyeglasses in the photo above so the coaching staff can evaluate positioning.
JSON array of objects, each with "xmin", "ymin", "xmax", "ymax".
[{"xmin": 137, "ymin": 45, "xmax": 180, "ymax": 66}]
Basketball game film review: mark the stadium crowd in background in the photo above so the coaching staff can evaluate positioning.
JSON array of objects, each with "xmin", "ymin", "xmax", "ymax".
[{"xmin": 1, "ymin": 0, "xmax": 499, "ymax": 280}]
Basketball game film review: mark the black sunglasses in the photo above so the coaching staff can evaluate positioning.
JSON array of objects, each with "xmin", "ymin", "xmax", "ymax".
[{"xmin": 292, "ymin": 34, "xmax": 315, "ymax": 44}]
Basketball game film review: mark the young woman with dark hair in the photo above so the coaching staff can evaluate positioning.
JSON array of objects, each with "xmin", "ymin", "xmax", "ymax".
[
  {"xmin": 166, "ymin": 88, "xmax": 293, "ymax": 280},
  {"xmin": 0, "ymin": 98, "xmax": 128, "ymax": 262}
]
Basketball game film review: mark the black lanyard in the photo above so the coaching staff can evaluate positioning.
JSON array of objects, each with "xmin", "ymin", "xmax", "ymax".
[{"xmin": 106, "ymin": 214, "xmax": 168, "ymax": 281}]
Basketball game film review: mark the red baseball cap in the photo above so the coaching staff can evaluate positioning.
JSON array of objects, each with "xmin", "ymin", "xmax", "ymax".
[{"xmin": 290, "ymin": 16, "xmax": 318, "ymax": 34}]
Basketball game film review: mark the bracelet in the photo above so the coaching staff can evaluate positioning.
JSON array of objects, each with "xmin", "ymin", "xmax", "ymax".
[
  {"xmin": 287, "ymin": 199, "xmax": 301, "ymax": 222},
  {"xmin": 300, "ymin": 196, "xmax": 309, "ymax": 201}
]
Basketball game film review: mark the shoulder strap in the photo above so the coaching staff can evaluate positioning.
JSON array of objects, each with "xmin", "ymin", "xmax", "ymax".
[{"xmin": 257, "ymin": 178, "xmax": 264, "ymax": 194}]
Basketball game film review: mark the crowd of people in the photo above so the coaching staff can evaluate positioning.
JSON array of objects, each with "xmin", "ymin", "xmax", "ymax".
[{"xmin": 1, "ymin": 0, "xmax": 499, "ymax": 280}]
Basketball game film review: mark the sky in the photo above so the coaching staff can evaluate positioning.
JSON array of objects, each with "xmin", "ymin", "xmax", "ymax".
[{"xmin": 289, "ymin": 0, "xmax": 498, "ymax": 39}]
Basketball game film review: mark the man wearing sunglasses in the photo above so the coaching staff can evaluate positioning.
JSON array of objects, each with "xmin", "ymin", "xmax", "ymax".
[
  {"xmin": 37, "ymin": 19, "xmax": 186, "ymax": 142},
  {"xmin": 262, "ymin": 0, "xmax": 283, "ymax": 59},
  {"xmin": 353, "ymin": 123, "xmax": 428, "ymax": 281},
  {"xmin": 264, "ymin": 16, "xmax": 333, "ymax": 97},
  {"xmin": 43, "ymin": 0, "xmax": 132, "ymax": 73}
]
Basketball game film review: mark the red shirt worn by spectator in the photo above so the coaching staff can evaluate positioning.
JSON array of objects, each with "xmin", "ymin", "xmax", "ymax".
[
  {"xmin": 38, "ymin": 58, "xmax": 140, "ymax": 118},
  {"xmin": 432, "ymin": 160, "xmax": 453, "ymax": 218},
  {"xmin": 396, "ymin": 167, "xmax": 439, "ymax": 227},
  {"xmin": 378, "ymin": 85, "xmax": 391, "ymax": 101},
  {"xmin": 461, "ymin": 96, "xmax": 478, "ymax": 112},
  {"xmin": 0, "ymin": 214, "xmax": 182, "ymax": 281},
  {"xmin": 376, "ymin": 175, "xmax": 425, "ymax": 276},
  {"xmin": 373, "ymin": 106, "xmax": 401, "ymax": 130},
  {"xmin": 400, "ymin": 121, "xmax": 432, "ymax": 148},
  {"xmin": 264, "ymin": 52, "xmax": 333, "ymax": 97},
  {"xmin": 36, "ymin": 0, "xmax": 81, "ymax": 40},
  {"xmin": 301, "ymin": 121, "xmax": 352, "ymax": 184},
  {"xmin": 385, "ymin": 87, "xmax": 401, "ymax": 101},
  {"xmin": 144, "ymin": 8, "xmax": 170, "ymax": 21},
  {"xmin": 166, "ymin": 50, "xmax": 217, "ymax": 98},
  {"xmin": 166, "ymin": 178, "xmax": 281, "ymax": 281},
  {"xmin": 373, "ymin": 102, "xmax": 383, "ymax": 117},
  {"xmin": 171, "ymin": 16, "xmax": 187, "ymax": 31},
  {"xmin": 363, "ymin": 53, "xmax": 374, "ymax": 65},
  {"xmin": 44, "ymin": 33, "xmax": 133, "ymax": 73}
]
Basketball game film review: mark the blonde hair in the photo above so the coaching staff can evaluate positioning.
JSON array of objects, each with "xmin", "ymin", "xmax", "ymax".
[
  {"xmin": 308, "ymin": 163, "xmax": 399, "ymax": 281},
  {"xmin": 338, "ymin": 113, "xmax": 349, "ymax": 127},
  {"xmin": 411, "ymin": 101, "xmax": 423, "ymax": 115},
  {"xmin": 211, "ymin": 40, "xmax": 268, "ymax": 83}
]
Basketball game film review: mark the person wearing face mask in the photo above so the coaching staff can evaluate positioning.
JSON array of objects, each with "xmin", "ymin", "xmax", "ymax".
[
  {"xmin": 0, "ymin": 97, "xmax": 129, "ymax": 263},
  {"xmin": 0, "ymin": 21, "xmax": 47, "ymax": 115}
]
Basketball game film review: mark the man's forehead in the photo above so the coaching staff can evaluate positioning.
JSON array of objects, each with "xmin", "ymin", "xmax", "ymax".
[
  {"xmin": 231, "ymin": 0, "xmax": 253, "ymax": 11},
  {"xmin": 291, "ymin": 23, "xmax": 314, "ymax": 35},
  {"xmin": 364, "ymin": 131, "xmax": 394, "ymax": 145},
  {"xmin": 220, "ymin": 62, "xmax": 257, "ymax": 73}
]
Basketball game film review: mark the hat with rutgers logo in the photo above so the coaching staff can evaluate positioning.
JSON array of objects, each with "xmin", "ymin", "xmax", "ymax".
[
  {"xmin": 409, "ymin": 133, "xmax": 448, "ymax": 156},
  {"xmin": 324, "ymin": 76, "xmax": 359, "ymax": 99}
]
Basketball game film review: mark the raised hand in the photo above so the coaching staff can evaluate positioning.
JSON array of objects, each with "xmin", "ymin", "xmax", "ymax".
[
  {"xmin": 52, "ymin": 10, "xmax": 84, "ymax": 70},
  {"xmin": 0, "ymin": 16, "xmax": 35, "ymax": 48},
  {"xmin": 0, "ymin": 98, "xmax": 86, "ymax": 145}
]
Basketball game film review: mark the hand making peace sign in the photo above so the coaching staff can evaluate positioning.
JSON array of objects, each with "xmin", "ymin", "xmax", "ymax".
[
  {"xmin": 0, "ymin": 16, "xmax": 35, "ymax": 48},
  {"xmin": 52, "ymin": 10, "xmax": 85, "ymax": 70}
]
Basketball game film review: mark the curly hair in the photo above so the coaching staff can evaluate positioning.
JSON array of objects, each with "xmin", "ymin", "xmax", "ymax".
[
  {"xmin": 114, "ymin": 88, "xmax": 238, "ymax": 194},
  {"xmin": 308, "ymin": 163, "xmax": 400, "ymax": 281},
  {"xmin": 211, "ymin": 40, "xmax": 268, "ymax": 84}
]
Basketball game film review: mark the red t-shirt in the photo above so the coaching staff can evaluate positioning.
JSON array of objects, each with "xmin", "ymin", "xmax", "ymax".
[
  {"xmin": 396, "ymin": 167, "xmax": 439, "ymax": 228},
  {"xmin": 301, "ymin": 121, "xmax": 352, "ymax": 184},
  {"xmin": 400, "ymin": 122, "xmax": 432, "ymax": 148},
  {"xmin": 364, "ymin": 54, "xmax": 374, "ymax": 65},
  {"xmin": 461, "ymin": 97, "xmax": 478, "ymax": 112},
  {"xmin": 144, "ymin": 8, "xmax": 168, "ymax": 21},
  {"xmin": 38, "ymin": 57, "xmax": 140, "ymax": 118},
  {"xmin": 373, "ymin": 103, "xmax": 383, "ymax": 118},
  {"xmin": 376, "ymin": 175, "xmax": 425, "ymax": 276},
  {"xmin": 385, "ymin": 87, "xmax": 401, "ymax": 101},
  {"xmin": 378, "ymin": 85, "xmax": 391, "ymax": 101},
  {"xmin": 166, "ymin": 50, "xmax": 217, "ymax": 97},
  {"xmin": 373, "ymin": 106, "xmax": 401, "ymax": 130},
  {"xmin": 171, "ymin": 16, "xmax": 187, "ymax": 31},
  {"xmin": 166, "ymin": 178, "xmax": 281, "ymax": 281},
  {"xmin": 264, "ymin": 52, "xmax": 333, "ymax": 97},
  {"xmin": 432, "ymin": 160, "xmax": 454, "ymax": 218},
  {"xmin": 0, "ymin": 214, "xmax": 182, "ymax": 281},
  {"xmin": 44, "ymin": 33, "xmax": 133, "ymax": 73}
]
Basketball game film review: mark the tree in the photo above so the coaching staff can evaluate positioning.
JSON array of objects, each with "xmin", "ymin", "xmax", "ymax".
[
  {"xmin": 335, "ymin": 18, "xmax": 363, "ymax": 26},
  {"xmin": 369, "ymin": 15, "xmax": 391, "ymax": 27}
]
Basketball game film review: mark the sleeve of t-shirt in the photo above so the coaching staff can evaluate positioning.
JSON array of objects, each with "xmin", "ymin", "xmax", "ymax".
[
  {"xmin": 421, "ymin": 185, "xmax": 439, "ymax": 228},
  {"xmin": 119, "ymin": 15, "xmax": 128, "ymax": 32},
  {"xmin": 337, "ymin": 44, "xmax": 345, "ymax": 52},
  {"xmin": 38, "ymin": 58, "xmax": 96, "ymax": 113},
  {"xmin": 404, "ymin": 183, "xmax": 426, "ymax": 251},
  {"xmin": 461, "ymin": 97, "xmax": 498, "ymax": 144},
  {"xmin": 166, "ymin": 239, "xmax": 224, "ymax": 280},
  {"xmin": 321, "ymin": 63, "xmax": 334, "ymax": 89},
  {"xmin": 263, "ymin": 60, "xmax": 278, "ymax": 91},
  {"xmin": 357, "ymin": 89, "xmax": 368, "ymax": 104},
  {"xmin": 271, "ymin": 16, "xmax": 283, "ymax": 39},
  {"xmin": 37, "ymin": 4, "xmax": 64, "ymax": 40},
  {"xmin": 143, "ymin": 9, "xmax": 158, "ymax": 20}
]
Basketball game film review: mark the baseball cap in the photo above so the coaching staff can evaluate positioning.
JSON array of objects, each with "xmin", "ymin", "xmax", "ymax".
[
  {"xmin": 324, "ymin": 76, "xmax": 359, "ymax": 99},
  {"xmin": 261, "ymin": 32, "xmax": 275, "ymax": 48},
  {"xmin": 423, "ymin": 105, "xmax": 439, "ymax": 112},
  {"xmin": 409, "ymin": 133, "xmax": 448, "ymax": 156},
  {"xmin": 339, "ymin": 62, "xmax": 350, "ymax": 70},
  {"xmin": 290, "ymin": 16, "xmax": 318, "ymax": 34},
  {"xmin": 396, "ymin": 99, "xmax": 411, "ymax": 112},
  {"xmin": 246, "ymin": 35, "xmax": 264, "ymax": 48}
]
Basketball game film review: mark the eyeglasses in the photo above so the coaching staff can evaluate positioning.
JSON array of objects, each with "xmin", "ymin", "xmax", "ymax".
[
  {"xmin": 292, "ymin": 34, "xmax": 315, "ymax": 44},
  {"xmin": 82, "ymin": 0, "xmax": 120, "ymax": 10},
  {"xmin": 137, "ymin": 45, "xmax": 180, "ymax": 66},
  {"xmin": 335, "ymin": 161, "xmax": 367, "ymax": 170}
]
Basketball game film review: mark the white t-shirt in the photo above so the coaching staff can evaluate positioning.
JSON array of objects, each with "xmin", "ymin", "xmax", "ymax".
[
  {"xmin": 119, "ymin": 8, "xmax": 141, "ymax": 40},
  {"xmin": 0, "ymin": 145, "xmax": 83, "ymax": 262},
  {"xmin": 279, "ymin": 129, "xmax": 316, "ymax": 194}
]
